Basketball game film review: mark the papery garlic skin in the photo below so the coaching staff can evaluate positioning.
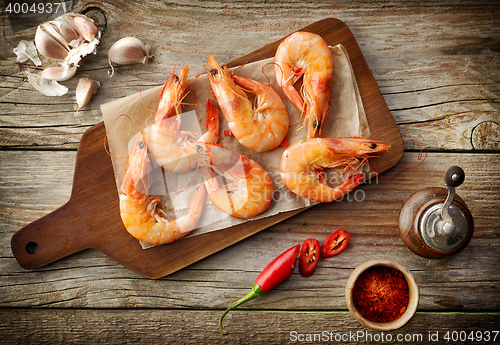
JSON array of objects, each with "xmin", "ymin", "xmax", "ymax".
[
  {"xmin": 13, "ymin": 40, "xmax": 42, "ymax": 66},
  {"xmin": 108, "ymin": 37, "xmax": 152, "ymax": 76},
  {"xmin": 65, "ymin": 39, "xmax": 100, "ymax": 68},
  {"xmin": 76, "ymin": 77, "xmax": 100, "ymax": 110},
  {"xmin": 26, "ymin": 71, "xmax": 68, "ymax": 96}
]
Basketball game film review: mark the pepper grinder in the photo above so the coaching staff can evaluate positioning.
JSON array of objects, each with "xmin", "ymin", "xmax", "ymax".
[{"xmin": 399, "ymin": 166, "xmax": 474, "ymax": 258}]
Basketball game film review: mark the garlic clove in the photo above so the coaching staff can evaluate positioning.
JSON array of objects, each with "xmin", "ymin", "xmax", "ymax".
[
  {"xmin": 35, "ymin": 24, "xmax": 70, "ymax": 60},
  {"xmin": 43, "ymin": 21, "xmax": 73, "ymax": 51},
  {"xmin": 41, "ymin": 66, "xmax": 78, "ymax": 81},
  {"xmin": 107, "ymin": 37, "xmax": 153, "ymax": 76},
  {"xmin": 53, "ymin": 20, "xmax": 80, "ymax": 46},
  {"xmin": 71, "ymin": 14, "xmax": 100, "ymax": 42},
  {"xmin": 76, "ymin": 77, "xmax": 100, "ymax": 110}
]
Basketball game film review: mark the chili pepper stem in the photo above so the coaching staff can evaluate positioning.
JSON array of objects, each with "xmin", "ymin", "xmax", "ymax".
[{"xmin": 219, "ymin": 283, "xmax": 265, "ymax": 335}]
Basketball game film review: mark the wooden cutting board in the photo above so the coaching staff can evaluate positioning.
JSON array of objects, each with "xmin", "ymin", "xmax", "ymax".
[{"xmin": 11, "ymin": 18, "xmax": 404, "ymax": 279}]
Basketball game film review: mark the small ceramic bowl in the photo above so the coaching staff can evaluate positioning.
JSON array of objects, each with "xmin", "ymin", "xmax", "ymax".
[{"xmin": 345, "ymin": 259, "xmax": 419, "ymax": 331}]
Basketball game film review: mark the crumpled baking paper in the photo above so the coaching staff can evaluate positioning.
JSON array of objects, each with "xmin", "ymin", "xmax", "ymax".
[{"xmin": 101, "ymin": 44, "xmax": 371, "ymax": 247}]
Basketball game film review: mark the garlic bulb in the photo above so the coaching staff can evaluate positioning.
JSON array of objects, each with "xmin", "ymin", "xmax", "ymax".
[
  {"xmin": 108, "ymin": 37, "xmax": 153, "ymax": 76},
  {"xmin": 76, "ymin": 77, "xmax": 100, "ymax": 110},
  {"xmin": 27, "ymin": 13, "xmax": 101, "ymax": 96}
]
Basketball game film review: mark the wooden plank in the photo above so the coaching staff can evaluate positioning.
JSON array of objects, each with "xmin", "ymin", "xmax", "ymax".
[
  {"xmin": 1, "ymin": 1, "xmax": 498, "ymax": 343},
  {"xmin": 1, "ymin": 1, "xmax": 498, "ymax": 150},
  {"xmin": 0, "ymin": 309, "xmax": 498, "ymax": 344},
  {"xmin": 2, "ymin": 152, "xmax": 499, "ymax": 310}
]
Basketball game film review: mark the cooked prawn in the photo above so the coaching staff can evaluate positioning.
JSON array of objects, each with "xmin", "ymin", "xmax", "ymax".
[
  {"xmin": 149, "ymin": 65, "xmax": 202, "ymax": 173},
  {"xmin": 198, "ymin": 100, "xmax": 274, "ymax": 218},
  {"xmin": 187, "ymin": 141, "xmax": 274, "ymax": 218},
  {"xmin": 206, "ymin": 55, "xmax": 289, "ymax": 152},
  {"xmin": 280, "ymin": 137, "xmax": 390, "ymax": 202},
  {"xmin": 120, "ymin": 130, "xmax": 207, "ymax": 245},
  {"xmin": 274, "ymin": 31, "xmax": 333, "ymax": 138}
]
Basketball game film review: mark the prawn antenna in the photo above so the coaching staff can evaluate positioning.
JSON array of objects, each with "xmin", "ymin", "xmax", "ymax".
[
  {"xmin": 104, "ymin": 114, "xmax": 133, "ymax": 159},
  {"xmin": 343, "ymin": 157, "xmax": 367, "ymax": 176},
  {"xmin": 368, "ymin": 133, "xmax": 428, "ymax": 180},
  {"xmin": 183, "ymin": 71, "xmax": 200, "ymax": 104},
  {"xmin": 232, "ymin": 61, "xmax": 249, "ymax": 73},
  {"xmin": 290, "ymin": 118, "xmax": 303, "ymax": 127},
  {"xmin": 274, "ymin": 62, "xmax": 285, "ymax": 84},
  {"xmin": 179, "ymin": 90, "xmax": 198, "ymax": 109},
  {"xmin": 261, "ymin": 62, "xmax": 279, "ymax": 86},
  {"xmin": 136, "ymin": 74, "xmax": 156, "ymax": 123}
]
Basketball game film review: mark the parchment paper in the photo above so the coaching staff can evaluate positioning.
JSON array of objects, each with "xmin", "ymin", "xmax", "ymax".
[{"xmin": 101, "ymin": 44, "xmax": 371, "ymax": 246}]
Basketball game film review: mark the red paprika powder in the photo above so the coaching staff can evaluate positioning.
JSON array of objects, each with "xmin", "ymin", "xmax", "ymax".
[{"xmin": 352, "ymin": 265, "xmax": 409, "ymax": 323}]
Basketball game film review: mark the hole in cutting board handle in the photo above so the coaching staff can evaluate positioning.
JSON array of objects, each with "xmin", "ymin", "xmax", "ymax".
[{"xmin": 25, "ymin": 241, "xmax": 39, "ymax": 255}]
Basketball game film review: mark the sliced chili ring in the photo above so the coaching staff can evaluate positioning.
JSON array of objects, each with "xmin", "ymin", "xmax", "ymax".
[
  {"xmin": 299, "ymin": 238, "xmax": 321, "ymax": 277},
  {"xmin": 320, "ymin": 229, "xmax": 351, "ymax": 258}
]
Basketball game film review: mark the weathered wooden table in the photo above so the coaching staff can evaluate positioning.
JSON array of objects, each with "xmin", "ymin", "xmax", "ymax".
[{"xmin": 1, "ymin": 1, "xmax": 499, "ymax": 343}]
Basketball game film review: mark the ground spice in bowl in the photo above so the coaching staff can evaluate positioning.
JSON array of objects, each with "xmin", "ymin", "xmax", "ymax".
[{"xmin": 352, "ymin": 265, "xmax": 409, "ymax": 323}]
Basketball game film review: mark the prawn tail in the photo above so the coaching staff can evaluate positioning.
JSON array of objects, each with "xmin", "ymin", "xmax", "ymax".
[
  {"xmin": 302, "ymin": 84, "xmax": 322, "ymax": 138},
  {"xmin": 182, "ymin": 184, "xmax": 207, "ymax": 233},
  {"xmin": 329, "ymin": 173, "xmax": 364, "ymax": 202}
]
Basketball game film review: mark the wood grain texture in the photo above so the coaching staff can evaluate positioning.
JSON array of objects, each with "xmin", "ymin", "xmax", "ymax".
[
  {"xmin": 1, "ymin": 1, "xmax": 499, "ymax": 342},
  {"xmin": 1, "ymin": 1, "xmax": 498, "ymax": 151},
  {"xmin": 2, "ymin": 152, "xmax": 499, "ymax": 311},
  {"xmin": 0, "ymin": 309, "xmax": 498, "ymax": 344}
]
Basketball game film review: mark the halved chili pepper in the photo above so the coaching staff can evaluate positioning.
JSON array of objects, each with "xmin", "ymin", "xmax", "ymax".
[
  {"xmin": 299, "ymin": 238, "xmax": 320, "ymax": 277},
  {"xmin": 320, "ymin": 228, "xmax": 351, "ymax": 258},
  {"xmin": 219, "ymin": 244, "xmax": 300, "ymax": 335}
]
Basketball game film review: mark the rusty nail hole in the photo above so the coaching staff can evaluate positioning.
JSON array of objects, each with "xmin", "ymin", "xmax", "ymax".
[{"xmin": 25, "ymin": 241, "xmax": 39, "ymax": 255}]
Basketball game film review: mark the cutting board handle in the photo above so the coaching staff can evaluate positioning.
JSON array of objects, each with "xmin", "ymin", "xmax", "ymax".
[{"xmin": 11, "ymin": 198, "xmax": 93, "ymax": 269}]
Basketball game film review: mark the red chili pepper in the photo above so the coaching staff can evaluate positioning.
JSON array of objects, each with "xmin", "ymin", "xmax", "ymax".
[
  {"xmin": 299, "ymin": 238, "xmax": 320, "ymax": 277},
  {"xmin": 320, "ymin": 229, "xmax": 351, "ymax": 258},
  {"xmin": 219, "ymin": 244, "xmax": 300, "ymax": 335}
]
